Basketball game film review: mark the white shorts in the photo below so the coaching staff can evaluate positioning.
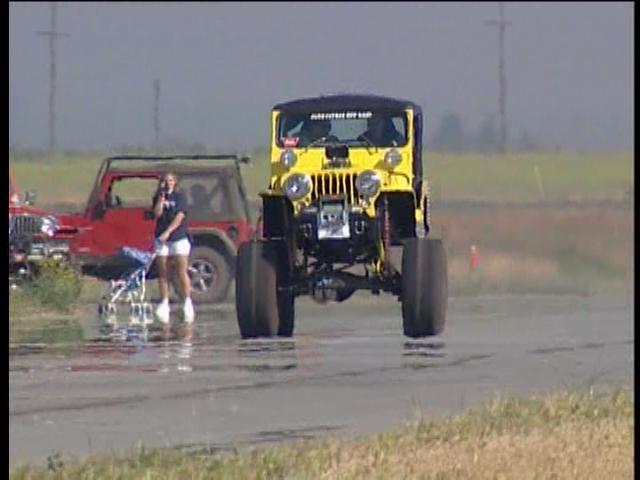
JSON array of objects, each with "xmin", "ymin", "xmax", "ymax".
[{"xmin": 154, "ymin": 237, "xmax": 191, "ymax": 257}]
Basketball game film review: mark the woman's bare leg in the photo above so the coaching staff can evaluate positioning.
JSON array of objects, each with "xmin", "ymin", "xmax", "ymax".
[
  {"xmin": 156, "ymin": 256, "xmax": 169, "ymax": 301},
  {"xmin": 155, "ymin": 255, "xmax": 171, "ymax": 325},
  {"xmin": 174, "ymin": 255, "xmax": 192, "ymax": 299}
]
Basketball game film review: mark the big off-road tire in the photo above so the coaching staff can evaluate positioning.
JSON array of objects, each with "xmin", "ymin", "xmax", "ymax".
[
  {"xmin": 188, "ymin": 246, "xmax": 232, "ymax": 304},
  {"xmin": 235, "ymin": 240, "xmax": 295, "ymax": 338},
  {"xmin": 401, "ymin": 238, "xmax": 448, "ymax": 338}
]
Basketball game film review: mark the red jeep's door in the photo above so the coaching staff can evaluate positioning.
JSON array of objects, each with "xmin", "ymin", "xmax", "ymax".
[{"xmin": 89, "ymin": 176, "xmax": 158, "ymax": 257}]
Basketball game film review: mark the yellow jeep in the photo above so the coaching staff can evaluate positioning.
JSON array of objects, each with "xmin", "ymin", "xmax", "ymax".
[{"xmin": 235, "ymin": 94, "xmax": 447, "ymax": 338}]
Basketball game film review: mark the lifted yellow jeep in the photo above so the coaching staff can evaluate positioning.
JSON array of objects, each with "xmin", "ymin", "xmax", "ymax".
[{"xmin": 236, "ymin": 94, "xmax": 447, "ymax": 338}]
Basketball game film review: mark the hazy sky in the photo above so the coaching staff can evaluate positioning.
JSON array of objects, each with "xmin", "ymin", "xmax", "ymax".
[{"xmin": 9, "ymin": 2, "xmax": 634, "ymax": 151}]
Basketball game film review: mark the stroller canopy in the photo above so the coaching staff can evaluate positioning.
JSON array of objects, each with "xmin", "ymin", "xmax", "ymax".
[{"xmin": 119, "ymin": 246, "xmax": 154, "ymax": 267}]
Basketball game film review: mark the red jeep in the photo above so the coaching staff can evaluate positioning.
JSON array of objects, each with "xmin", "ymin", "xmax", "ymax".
[
  {"xmin": 9, "ymin": 169, "xmax": 72, "ymax": 285},
  {"xmin": 55, "ymin": 155, "xmax": 255, "ymax": 303}
]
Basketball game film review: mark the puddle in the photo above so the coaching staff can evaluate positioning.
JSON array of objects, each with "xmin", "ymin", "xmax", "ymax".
[{"xmin": 9, "ymin": 309, "xmax": 325, "ymax": 377}]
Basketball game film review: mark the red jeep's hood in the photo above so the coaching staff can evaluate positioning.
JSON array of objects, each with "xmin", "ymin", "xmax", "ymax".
[
  {"xmin": 9, "ymin": 168, "xmax": 80, "ymax": 236},
  {"xmin": 9, "ymin": 202, "xmax": 58, "ymax": 218}
]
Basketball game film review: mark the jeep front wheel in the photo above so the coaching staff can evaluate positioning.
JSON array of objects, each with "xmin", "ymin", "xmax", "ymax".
[
  {"xmin": 235, "ymin": 240, "xmax": 295, "ymax": 338},
  {"xmin": 401, "ymin": 238, "xmax": 448, "ymax": 338},
  {"xmin": 188, "ymin": 246, "xmax": 231, "ymax": 304}
]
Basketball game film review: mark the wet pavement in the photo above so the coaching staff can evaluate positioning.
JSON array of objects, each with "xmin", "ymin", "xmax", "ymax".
[{"xmin": 9, "ymin": 294, "xmax": 634, "ymax": 466}]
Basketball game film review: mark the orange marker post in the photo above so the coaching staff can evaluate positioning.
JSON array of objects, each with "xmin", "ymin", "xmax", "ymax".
[{"xmin": 470, "ymin": 244, "xmax": 480, "ymax": 271}]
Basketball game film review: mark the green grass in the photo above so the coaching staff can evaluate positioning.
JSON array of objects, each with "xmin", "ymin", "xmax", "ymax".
[
  {"xmin": 425, "ymin": 151, "xmax": 633, "ymax": 203},
  {"xmin": 9, "ymin": 388, "xmax": 633, "ymax": 480},
  {"xmin": 10, "ymin": 150, "xmax": 633, "ymax": 210}
]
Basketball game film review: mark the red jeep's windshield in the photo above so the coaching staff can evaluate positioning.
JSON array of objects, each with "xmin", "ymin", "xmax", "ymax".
[
  {"xmin": 181, "ymin": 170, "xmax": 247, "ymax": 221},
  {"xmin": 102, "ymin": 168, "xmax": 248, "ymax": 222}
]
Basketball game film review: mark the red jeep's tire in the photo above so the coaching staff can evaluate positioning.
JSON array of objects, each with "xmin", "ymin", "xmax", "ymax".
[
  {"xmin": 187, "ymin": 246, "xmax": 231, "ymax": 304},
  {"xmin": 401, "ymin": 238, "xmax": 448, "ymax": 338},
  {"xmin": 235, "ymin": 240, "xmax": 295, "ymax": 338}
]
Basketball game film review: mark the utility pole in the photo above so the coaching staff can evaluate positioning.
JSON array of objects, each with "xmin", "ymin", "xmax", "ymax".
[
  {"xmin": 153, "ymin": 79, "xmax": 161, "ymax": 150},
  {"xmin": 37, "ymin": 2, "xmax": 70, "ymax": 156},
  {"xmin": 484, "ymin": 2, "xmax": 510, "ymax": 154}
]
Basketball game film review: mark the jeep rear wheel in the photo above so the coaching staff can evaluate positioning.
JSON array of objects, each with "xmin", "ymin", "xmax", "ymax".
[
  {"xmin": 235, "ymin": 240, "xmax": 295, "ymax": 338},
  {"xmin": 188, "ymin": 246, "xmax": 231, "ymax": 304},
  {"xmin": 401, "ymin": 238, "xmax": 448, "ymax": 338}
]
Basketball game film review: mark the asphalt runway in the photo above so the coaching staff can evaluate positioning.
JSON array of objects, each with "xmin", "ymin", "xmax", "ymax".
[{"xmin": 9, "ymin": 293, "xmax": 634, "ymax": 466}]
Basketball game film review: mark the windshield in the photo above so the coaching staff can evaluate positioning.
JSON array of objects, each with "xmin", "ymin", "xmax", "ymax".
[
  {"xmin": 181, "ymin": 170, "xmax": 247, "ymax": 221},
  {"xmin": 276, "ymin": 110, "xmax": 408, "ymax": 148}
]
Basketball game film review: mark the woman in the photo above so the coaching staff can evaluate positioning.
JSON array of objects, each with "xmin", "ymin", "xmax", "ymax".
[{"xmin": 152, "ymin": 172, "xmax": 194, "ymax": 324}]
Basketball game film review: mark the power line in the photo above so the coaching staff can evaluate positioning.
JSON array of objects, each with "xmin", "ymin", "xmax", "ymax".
[
  {"xmin": 484, "ymin": 2, "xmax": 511, "ymax": 154},
  {"xmin": 37, "ymin": 2, "xmax": 70, "ymax": 156}
]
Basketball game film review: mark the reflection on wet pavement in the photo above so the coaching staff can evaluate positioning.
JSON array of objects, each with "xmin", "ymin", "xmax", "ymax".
[
  {"xmin": 236, "ymin": 339, "xmax": 299, "ymax": 372},
  {"xmin": 402, "ymin": 341, "xmax": 447, "ymax": 358},
  {"xmin": 13, "ymin": 303, "xmax": 628, "ymax": 381},
  {"xmin": 10, "ymin": 308, "xmax": 328, "ymax": 377},
  {"xmin": 403, "ymin": 353, "xmax": 493, "ymax": 371},
  {"xmin": 8, "ymin": 306, "xmax": 493, "ymax": 379}
]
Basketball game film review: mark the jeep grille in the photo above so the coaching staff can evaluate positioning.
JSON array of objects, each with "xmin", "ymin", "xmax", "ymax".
[
  {"xmin": 11, "ymin": 215, "xmax": 43, "ymax": 237},
  {"xmin": 311, "ymin": 172, "xmax": 358, "ymax": 204}
]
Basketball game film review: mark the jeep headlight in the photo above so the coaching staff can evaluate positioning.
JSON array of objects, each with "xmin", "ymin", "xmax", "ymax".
[
  {"xmin": 283, "ymin": 173, "xmax": 312, "ymax": 201},
  {"xmin": 41, "ymin": 215, "xmax": 59, "ymax": 237},
  {"xmin": 280, "ymin": 149, "xmax": 298, "ymax": 169},
  {"xmin": 384, "ymin": 149, "xmax": 402, "ymax": 168},
  {"xmin": 355, "ymin": 170, "xmax": 381, "ymax": 199}
]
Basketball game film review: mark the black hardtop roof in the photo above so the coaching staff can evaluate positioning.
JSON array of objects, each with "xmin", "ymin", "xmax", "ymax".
[
  {"xmin": 273, "ymin": 94, "xmax": 422, "ymax": 115},
  {"xmin": 103, "ymin": 154, "xmax": 249, "ymax": 172},
  {"xmin": 107, "ymin": 163, "xmax": 238, "ymax": 175},
  {"xmin": 100, "ymin": 154, "xmax": 249, "ymax": 178},
  {"xmin": 105, "ymin": 154, "xmax": 250, "ymax": 163}
]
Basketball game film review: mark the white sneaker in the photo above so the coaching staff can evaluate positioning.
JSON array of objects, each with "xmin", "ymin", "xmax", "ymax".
[
  {"xmin": 155, "ymin": 300, "xmax": 170, "ymax": 324},
  {"xmin": 183, "ymin": 298, "xmax": 195, "ymax": 324}
]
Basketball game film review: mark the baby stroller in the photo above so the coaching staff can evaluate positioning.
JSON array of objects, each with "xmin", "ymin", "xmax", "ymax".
[{"xmin": 97, "ymin": 246, "xmax": 157, "ymax": 332}]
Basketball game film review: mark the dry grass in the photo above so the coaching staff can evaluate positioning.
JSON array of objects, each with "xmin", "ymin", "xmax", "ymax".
[
  {"xmin": 9, "ymin": 388, "xmax": 633, "ymax": 480},
  {"xmin": 311, "ymin": 419, "xmax": 632, "ymax": 480},
  {"xmin": 449, "ymin": 252, "xmax": 559, "ymax": 281},
  {"xmin": 433, "ymin": 205, "xmax": 633, "ymax": 260},
  {"xmin": 434, "ymin": 203, "xmax": 633, "ymax": 296}
]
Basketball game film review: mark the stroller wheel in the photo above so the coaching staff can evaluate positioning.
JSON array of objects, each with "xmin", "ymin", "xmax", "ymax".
[
  {"xmin": 142, "ymin": 302, "xmax": 154, "ymax": 326},
  {"xmin": 98, "ymin": 302, "xmax": 117, "ymax": 320},
  {"xmin": 129, "ymin": 303, "xmax": 142, "ymax": 325},
  {"xmin": 98, "ymin": 302, "xmax": 117, "ymax": 330}
]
